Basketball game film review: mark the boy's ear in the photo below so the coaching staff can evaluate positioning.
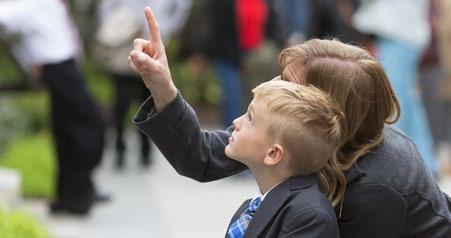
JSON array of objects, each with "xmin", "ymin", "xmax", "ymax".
[{"xmin": 264, "ymin": 144, "xmax": 285, "ymax": 166}]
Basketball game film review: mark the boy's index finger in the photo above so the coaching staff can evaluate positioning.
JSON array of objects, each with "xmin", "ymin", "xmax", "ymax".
[{"xmin": 144, "ymin": 6, "xmax": 162, "ymax": 44}]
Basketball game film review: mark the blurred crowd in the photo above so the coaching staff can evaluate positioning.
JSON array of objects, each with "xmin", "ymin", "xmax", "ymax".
[{"xmin": 1, "ymin": 0, "xmax": 451, "ymax": 215}]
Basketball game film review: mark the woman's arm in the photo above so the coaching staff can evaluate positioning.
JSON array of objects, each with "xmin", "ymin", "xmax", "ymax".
[{"xmin": 130, "ymin": 7, "xmax": 247, "ymax": 181}]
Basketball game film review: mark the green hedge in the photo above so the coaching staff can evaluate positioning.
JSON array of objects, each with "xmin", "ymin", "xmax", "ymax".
[
  {"xmin": 0, "ymin": 46, "xmax": 23, "ymax": 84},
  {"xmin": 14, "ymin": 92, "xmax": 49, "ymax": 133},
  {"xmin": 0, "ymin": 134, "xmax": 55, "ymax": 198},
  {"xmin": 0, "ymin": 91, "xmax": 49, "ymax": 155},
  {"xmin": 0, "ymin": 208, "xmax": 49, "ymax": 238},
  {"xmin": 171, "ymin": 60, "xmax": 221, "ymax": 106}
]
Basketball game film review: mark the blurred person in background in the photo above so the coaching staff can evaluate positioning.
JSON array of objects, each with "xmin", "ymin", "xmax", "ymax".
[
  {"xmin": 419, "ymin": 0, "xmax": 451, "ymax": 179},
  {"xmin": 353, "ymin": 0, "xmax": 438, "ymax": 175},
  {"xmin": 130, "ymin": 7, "xmax": 451, "ymax": 237},
  {"xmin": 435, "ymin": 0, "xmax": 451, "ymax": 176},
  {"xmin": 279, "ymin": 0, "xmax": 311, "ymax": 46},
  {"xmin": 211, "ymin": 0, "xmax": 268, "ymax": 128},
  {"xmin": 178, "ymin": 0, "xmax": 282, "ymax": 128},
  {"xmin": 0, "ymin": 0, "xmax": 106, "ymax": 215},
  {"xmin": 94, "ymin": 0, "xmax": 191, "ymax": 169},
  {"xmin": 436, "ymin": 0, "xmax": 451, "ymax": 102},
  {"xmin": 279, "ymin": 0, "xmax": 356, "ymax": 47}
]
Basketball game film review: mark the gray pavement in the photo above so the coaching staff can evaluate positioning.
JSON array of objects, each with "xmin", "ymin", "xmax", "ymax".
[
  {"xmin": 21, "ymin": 128, "xmax": 451, "ymax": 238},
  {"xmin": 24, "ymin": 129, "xmax": 258, "ymax": 238}
]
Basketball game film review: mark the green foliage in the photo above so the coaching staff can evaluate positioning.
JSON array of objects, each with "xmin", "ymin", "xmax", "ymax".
[
  {"xmin": 171, "ymin": 60, "xmax": 221, "ymax": 106},
  {"xmin": 0, "ymin": 92, "xmax": 49, "ymax": 154},
  {"xmin": 0, "ymin": 96, "xmax": 28, "ymax": 154},
  {"xmin": 160, "ymin": 39, "xmax": 222, "ymax": 107},
  {"xmin": 14, "ymin": 92, "xmax": 50, "ymax": 133},
  {"xmin": 0, "ymin": 42, "xmax": 24, "ymax": 84},
  {"xmin": 0, "ymin": 134, "xmax": 55, "ymax": 198},
  {"xmin": 241, "ymin": 40, "xmax": 281, "ymax": 103},
  {"xmin": 0, "ymin": 208, "xmax": 50, "ymax": 238}
]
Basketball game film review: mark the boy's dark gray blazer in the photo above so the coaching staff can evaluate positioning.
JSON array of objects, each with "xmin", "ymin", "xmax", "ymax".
[{"xmin": 226, "ymin": 175, "xmax": 339, "ymax": 238}]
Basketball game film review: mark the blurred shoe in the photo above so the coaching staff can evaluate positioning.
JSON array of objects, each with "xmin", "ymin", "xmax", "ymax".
[
  {"xmin": 115, "ymin": 152, "xmax": 125, "ymax": 170},
  {"xmin": 115, "ymin": 140, "xmax": 126, "ymax": 169},
  {"xmin": 49, "ymin": 197, "xmax": 92, "ymax": 216},
  {"xmin": 91, "ymin": 191, "xmax": 111, "ymax": 204},
  {"xmin": 141, "ymin": 154, "xmax": 152, "ymax": 167},
  {"xmin": 141, "ymin": 144, "xmax": 152, "ymax": 167},
  {"xmin": 49, "ymin": 191, "xmax": 111, "ymax": 215}
]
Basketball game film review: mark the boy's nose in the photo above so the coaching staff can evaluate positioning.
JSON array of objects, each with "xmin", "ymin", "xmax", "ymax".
[{"xmin": 232, "ymin": 117, "xmax": 241, "ymax": 131}]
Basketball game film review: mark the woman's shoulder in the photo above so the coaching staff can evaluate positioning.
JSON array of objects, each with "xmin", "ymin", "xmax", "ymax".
[
  {"xmin": 377, "ymin": 125, "xmax": 420, "ymax": 156},
  {"xmin": 360, "ymin": 125, "xmax": 423, "ymax": 171},
  {"xmin": 341, "ymin": 130, "xmax": 451, "ymax": 236},
  {"xmin": 347, "ymin": 125, "xmax": 436, "ymax": 194},
  {"xmin": 383, "ymin": 125, "xmax": 418, "ymax": 150}
]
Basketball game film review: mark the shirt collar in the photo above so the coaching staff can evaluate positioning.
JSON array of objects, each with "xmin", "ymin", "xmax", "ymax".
[{"xmin": 257, "ymin": 179, "xmax": 288, "ymax": 202}]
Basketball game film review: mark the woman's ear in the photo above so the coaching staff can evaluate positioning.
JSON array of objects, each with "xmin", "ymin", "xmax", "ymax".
[{"xmin": 264, "ymin": 144, "xmax": 285, "ymax": 166}]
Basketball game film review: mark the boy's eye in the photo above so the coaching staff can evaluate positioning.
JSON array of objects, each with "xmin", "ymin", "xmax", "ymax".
[{"xmin": 247, "ymin": 112, "xmax": 252, "ymax": 121}]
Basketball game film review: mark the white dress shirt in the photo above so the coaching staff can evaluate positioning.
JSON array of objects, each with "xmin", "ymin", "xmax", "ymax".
[{"xmin": 0, "ymin": 0, "xmax": 79, "ymax": 69}]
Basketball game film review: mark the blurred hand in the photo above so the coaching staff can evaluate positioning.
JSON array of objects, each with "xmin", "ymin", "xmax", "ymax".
[{"xmin": 128, "ymin": 6, "xmax": 177, "ymax": 111}]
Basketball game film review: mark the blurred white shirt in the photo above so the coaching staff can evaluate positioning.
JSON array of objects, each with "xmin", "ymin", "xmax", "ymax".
[
  {"xmin": 98, "ymin": 0, "xmax": 192, "ymax": 42},
  {"xmin": 0, "ymin": 0, "xmax": 79, "ymax": 69},
  {"xmin": 352, "ymin": 0, "xmax": 430, "ymax": 48}
]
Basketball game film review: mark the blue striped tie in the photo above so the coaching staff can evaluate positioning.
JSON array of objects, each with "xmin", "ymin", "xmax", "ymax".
[{"xmin": 227, "ymin": 197, "xmax": 262, "ymax": 238}]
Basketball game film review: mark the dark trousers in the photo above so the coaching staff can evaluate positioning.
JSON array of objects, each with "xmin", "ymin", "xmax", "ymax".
[
  {"xmin": 42, "ymin": 59, "xmax": 105, "ymax": 199},
  {"xmin": 113, "ymin": 74, "xmax": 150, "ymax": 158}
]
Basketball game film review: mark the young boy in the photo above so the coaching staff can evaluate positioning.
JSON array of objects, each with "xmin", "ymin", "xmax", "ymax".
[{"xmin": 225, "ymin": 80, "xmax": 342, "ymax": 238}]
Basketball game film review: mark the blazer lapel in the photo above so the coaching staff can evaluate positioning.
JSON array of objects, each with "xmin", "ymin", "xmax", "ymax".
[{"xmin": 243, "ymin": 175, "xmax": 318, "ymax": 238}]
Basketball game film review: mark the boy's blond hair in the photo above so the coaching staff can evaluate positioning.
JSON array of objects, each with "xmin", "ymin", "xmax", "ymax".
[{"xmin": 253, "ymin": 80, "xmax": 344, "ymax": 205}]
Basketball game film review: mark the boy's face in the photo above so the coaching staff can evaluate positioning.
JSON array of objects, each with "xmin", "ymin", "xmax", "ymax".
[{"xmin": 225, "ymin": 97, "xmax": 274, "ymax": 167}]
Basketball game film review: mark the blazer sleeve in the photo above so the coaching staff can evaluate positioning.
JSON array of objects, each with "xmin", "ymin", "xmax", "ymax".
[
  {"xmin": 280, "ymin": 207, "xmax": 339, "ymax": 238},
  {"xmin": 134, "ymin": 93, "xmax": 248, "ymax": 182},
  {"xmin": 339, "ymin": 184, "xmax": 407, "ymax": 238}
]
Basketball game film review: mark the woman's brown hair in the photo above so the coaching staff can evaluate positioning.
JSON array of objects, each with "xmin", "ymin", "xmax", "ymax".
[{"xmin": 279, "ymin": 39, "xmax": 400, "ymax": 206}]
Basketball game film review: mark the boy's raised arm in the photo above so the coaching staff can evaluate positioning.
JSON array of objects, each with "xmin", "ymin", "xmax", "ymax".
[{"xmin": 131, "ymin": 6, "xmax": 248, "ymax": 181}]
